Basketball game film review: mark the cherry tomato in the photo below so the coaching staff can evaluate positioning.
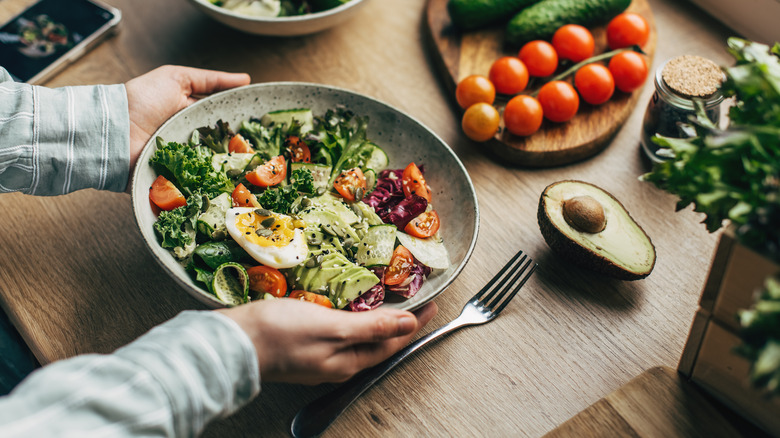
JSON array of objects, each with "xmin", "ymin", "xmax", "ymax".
[
  {"xmin": 285, "ymin": 135, "xmax": 311, "ymax": 163},
  {"xmin": 246, "ymin": 155, "xmax": 286, "ymax": 187},
  {"xmin": 574, "ymin": 64, "xmax": 615, "ymax": 105},
  {"xmin": 518, "ymin": 40, "xmax": 559, "ymax": 77},
  {"xmin": 538, "ymin": 80, "xmax": 580, "ymax": 123},
  {"xmin": 461, "ymin": 102, "xmax": 500, "ymax": 142},
  {"xmin": 503, "ymin": 94, "xmax": 543, "ymax": 137},
  {"xmin": 488, "ymin": 56, "xmax": 529, "ymax": 95},
  {"xmin": 384, "ymin": 245, "xmax": 414, "ymax": 286},
  {"xmin": 455, "ymin": 74, "xmax": 496, "ymax": 109},
  {"xmin": 333, "ymin": 167, "xmax": 367, "ymax": 202},
  {"xmin": 607, "ymin": 13, "xmax": 650, "ymax": 49},
  {"xmin": 608, "ymin": 51, "xmax": 648, "ymax": 92},
  {"xmin": 247, "ymin": 265, "xmax": 287, "ymax": 298},
  {"xmin": 149, "ymin": 175, "xmax": 186, "ymax": 211},
  {"xmin": 552, "ymin": 24, "xmax": 595, "ymax": 63},
  {"xmin": 404, "ymin": 211, "xmax": 441, "ymax": 238},
  {"xmin": 288, "ymin": 290, "xmax": 333, "ymax": 308},
  {"xmin": 228, "ymin": 134, "xmax": 254, "ymax": 153},
  {"xmin": 232, "ymin": 182, "xmax": 260, "ymax": 208},
  {"xmin": 402, "ymin": 162, "xmax": 432, "ymax": 203}
]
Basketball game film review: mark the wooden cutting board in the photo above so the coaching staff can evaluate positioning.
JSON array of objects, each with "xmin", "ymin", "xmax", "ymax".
[{"xmin": 425, "ymin": 0, "xmax": 657, "ymax": 167}]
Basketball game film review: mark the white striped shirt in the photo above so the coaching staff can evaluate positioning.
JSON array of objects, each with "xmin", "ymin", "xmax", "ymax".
[{"xmin": 0, "ymin": 69, "xmax": 261, "ymax": 436}]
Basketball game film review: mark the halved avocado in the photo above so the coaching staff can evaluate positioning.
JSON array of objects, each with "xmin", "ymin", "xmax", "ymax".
[{"xmin": 538, "ymin": 180, "xmax": 656, "ymax": 280}]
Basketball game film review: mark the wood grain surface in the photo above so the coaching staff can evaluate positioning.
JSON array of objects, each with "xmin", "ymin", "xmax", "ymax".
[
  {"xmin": 425, "ymin": 0, "xmax": 657, "ymax": 167},
  {"xmin": 0, "ymin": 0, "xmax": 744, "ymax": 436}
]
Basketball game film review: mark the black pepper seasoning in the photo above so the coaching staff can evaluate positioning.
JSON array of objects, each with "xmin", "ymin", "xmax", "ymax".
[{"xmin": 640, "ymin": 55, "xmax": 724, "ymax": 163}]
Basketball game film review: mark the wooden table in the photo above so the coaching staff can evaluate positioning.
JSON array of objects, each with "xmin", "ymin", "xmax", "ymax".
[{"xmin": 0, "ymin": 0, "xmax": 738, "ymax": 436}]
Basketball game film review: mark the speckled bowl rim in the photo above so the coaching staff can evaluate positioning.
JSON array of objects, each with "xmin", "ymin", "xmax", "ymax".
[
  {"xmin": 190, "ymin": 0, "xmax": 365, "ymax": 23},
  {"xmin": 131, "ymin": 82, "xmax": 479, "ymax": 311}
]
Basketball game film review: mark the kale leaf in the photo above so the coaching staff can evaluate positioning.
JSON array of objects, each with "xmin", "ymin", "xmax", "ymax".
[
  {"xmin": 150, "ymin": 137, "xmax": 234, "ymax": 199},
  {"xmin": 257, "ymin": 168, "xmax": 315, "ymax": 214}
]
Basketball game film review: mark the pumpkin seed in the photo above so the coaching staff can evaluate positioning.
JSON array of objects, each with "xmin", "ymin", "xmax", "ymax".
[
  {"xmin": 260, "ymin": 217, "xmax": 276, "ymax": 228},
  {"xmin": 255, "ymin": 228, "xmax": 273, "ymax": 237},
  {"xmin": 254, "ymin": 208, "xmax": 272, "ymax": 217}
]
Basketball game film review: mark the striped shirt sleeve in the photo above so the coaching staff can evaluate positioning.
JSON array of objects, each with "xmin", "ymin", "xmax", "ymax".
[
  {"xmin": 0, "ymin": 311, "xmax": 261, "ymax": 438},
  {"xmin": 0, "ymin": 67, "xmax": 130, "ymax": 195}
]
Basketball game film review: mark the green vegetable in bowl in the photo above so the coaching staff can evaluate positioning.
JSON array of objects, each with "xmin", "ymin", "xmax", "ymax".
[{"xmin": 641, "ymin": 37, "xmax": 780, "ymax": 260}]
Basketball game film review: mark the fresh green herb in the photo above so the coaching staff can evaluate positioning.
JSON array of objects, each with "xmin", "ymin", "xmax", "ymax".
[
  {"xmin": 150, "ymin": 138, "xmax": 234, "ymax": 199},
  {"xmin": 736, "ymin": 275, "xmax": 780, "ymax": 395},
  {"xmin": 196, "ymin": 119, "xmax": 232, "ymax": 154},
  {"xmin": 239, "ymin": 119, "xmax": 284, "ymax": 159},
  {"xmin": 641, "ymin": 38, "xmax": 780, "ymax": 259},
  {"xmin": 257, "ymin": 168, "xmax": 315, "ymax": 213},
  {"xmin": 153, "ymin": 193, "xmax": 203, "ymax": 252}
]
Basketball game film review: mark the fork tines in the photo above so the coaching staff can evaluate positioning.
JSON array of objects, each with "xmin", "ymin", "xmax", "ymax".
[{"xmin": 474, "ymin": 250, "xmax": 536, "ymax": 314}]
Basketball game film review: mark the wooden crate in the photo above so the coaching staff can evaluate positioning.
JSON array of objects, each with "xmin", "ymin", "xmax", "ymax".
[{"xmin": 679, "ymin": 227, "xmax": 780, "ymax": 436}]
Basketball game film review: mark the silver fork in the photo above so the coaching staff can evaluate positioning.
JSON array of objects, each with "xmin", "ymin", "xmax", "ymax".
[{"xmin": 290, "ymin": 250, "xmax": 537, "ymax": 438}]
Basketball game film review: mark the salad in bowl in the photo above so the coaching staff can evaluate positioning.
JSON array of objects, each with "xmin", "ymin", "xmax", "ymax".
[{"xmin": 132, "ymin": 83, "xmax": 478, "ymax": 312}]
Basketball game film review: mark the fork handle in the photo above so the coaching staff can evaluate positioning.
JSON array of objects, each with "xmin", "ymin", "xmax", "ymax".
[{"xmin": 290, "ymin": 316, "xmax": 472, "ymax": 438}]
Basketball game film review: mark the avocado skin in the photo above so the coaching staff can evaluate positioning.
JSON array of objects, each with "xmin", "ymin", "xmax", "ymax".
[
  {"xmin": 537, "ymin": 180, "xmax": 655, "ymax": 281},
  {"xmin": 448, "ymin": 0, "xmax": 542, "ymax": 31},
  {"xmin": 506, "ymin": 0, "xmax": 630, "ymax": 46}
]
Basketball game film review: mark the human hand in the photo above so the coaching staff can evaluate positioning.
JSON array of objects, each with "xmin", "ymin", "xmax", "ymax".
[
  {"xmin": 124, "ymin": 65, "xmax": 251, "ymax": 183},
  {"xmin": 220, "ymin": 298, "xmax": 438, "ymax": 385}
]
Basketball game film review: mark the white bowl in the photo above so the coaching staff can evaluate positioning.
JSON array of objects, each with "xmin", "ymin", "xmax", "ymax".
[
  {"xmin": 131, "ymin": 82, "xmax": 479, "ymax": 311},
  {"xmin": 187, "ymin": 0, "xmax": 369, "ymax": 36}
]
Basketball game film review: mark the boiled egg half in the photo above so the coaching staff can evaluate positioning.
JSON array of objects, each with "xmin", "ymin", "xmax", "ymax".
[{"xmin": 225, "ymin": 207, "xmax": 308, "ymax": 269}]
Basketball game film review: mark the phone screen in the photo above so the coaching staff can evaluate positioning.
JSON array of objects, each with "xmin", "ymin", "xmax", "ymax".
[{"xmin": 0, "ymin": 0, "xmax": 119, "ymax": 83}]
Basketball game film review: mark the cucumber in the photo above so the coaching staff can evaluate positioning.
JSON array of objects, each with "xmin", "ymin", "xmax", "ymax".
[
  {"xmin": 361, "ymin": 143, "xmax": 389, "ymax": 172},
  {"xmin": 211, "ymin": 262, "xmax": 249, "ymax": 306},
  {"xmin": 506, "ymin": 0, "xmax": 630, "ymax": 46},
  {"xmin": 260, "ymin": 108, "xmax": 314, "ymax": 134},
  {"xmin": 196, "ymin": 193, "xmax": 231, "ymax": 239},
  {"xmin": 355, "ymin": 224, "xmax": 397, "ymax": 267},
  {"xmin": 448, "ymin": 0, "xmax": 541, "ymax": 31},
  {"xmin": 291, "ymin": 162, "xmax": 331, "ymax": 191}
]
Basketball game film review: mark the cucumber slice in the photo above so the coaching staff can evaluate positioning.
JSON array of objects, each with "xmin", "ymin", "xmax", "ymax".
[
  {"xmin": 396, "ymin": 231, "xmax": 450, "ymax": 270},
  {"xmin": 211, "ymin": 262, "xmax": 249, "ymax": 306},
  {"xmin": 291, "ymin": 162, "xmax": 332, "ymax": 191},
  {"xmin": 362, "ymin": 143, "xmax": 389, "ymax": 171},
  {"xmin": 211, "ymin": 152, "xmax": 257, "ymax": 173},
  {"xmin": 260, "ymin": 108, "xmax": 314, "ymax": 133},
  {"xmin": 355, "ymin": 224, "xmax": 397, "ymax": 266},
  {"xmin": 197, "ymin": 193, "xmax": 231, "ymax": 238}
]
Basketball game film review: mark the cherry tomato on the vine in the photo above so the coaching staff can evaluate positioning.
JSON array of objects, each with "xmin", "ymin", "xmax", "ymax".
[
  {"xmin": 574, "ymin": 64, "xmax": 615, "ymax": 105},
  {"xmin": 608, "ymin": 51, "xmax": 648, "ymax": 92},
  {"xmin": 503, "ymin": 94, "xmax": 543, "ymax": 137},
  {"xmin": 552, "ymin": 24, "xmax": 595, "ymax": 63},
  {"xmin": 456, "ymin": 74, "xmax": 496, "ymax": 109},
  {"xmin": 488, "ymin": 56, "xmax": 529, "ymax": 95},
  {"xmin": 607, "ymin": 13, "xmax": 650, "ymax": 49},
  {"xmin": 538, "ymin": 80, "xmax": 579, "ymax": 123},
  {"xmin": 518, "ymin": 40, "xmax": 559, "ymax": 77},
  {"xmin": 461, "ymin": 102, "xmax": 500, "ymax": 142}
]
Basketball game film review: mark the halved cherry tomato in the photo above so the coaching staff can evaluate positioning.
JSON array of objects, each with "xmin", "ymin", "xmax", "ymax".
[
  {"xmin": 286, "ymin": 135, "xmax": 311, "ymax": 163},
  {"xmin": 149, "ymin": 175, "xmax": 187, "ymax": 211},
  {"xmin": 456, "ymin": 74, "xmax": 496, "ymax": 109},
  {"xmin": 519, "ymin": 40, "xmax": 559, "ymax": 77},
  {"xmin": 289, "ymin": 290, "xmax": 333, "ymax": 308},
  {"xmin": 248, "ymin": 265, "xmax": 287, "ymax": 298},
  {"xmin": 488, "ymin": 56, "xmax": 529, "ymax": 95},
  {"xmin": 246, "ymin": 155, "xmax": 286, "ymax": 187},
  {"xmin": 504, "ymin": 94, "xmax": 543, "ymax": 136},
  {"xmin": 461, "ymin": 102, "xmax": 500, "ymax": 142},
  {"xmin": 232, "ymin": 182, "xmax": 260, "ymax": 207},
  {"xmin": 552, "ymin": 24, "xmax": 595, "ymax": 63},
  {"xmin": 228, "ymin": 134, "xmax": 254, "ymax": 153},
  {"xmin": 404, "ymin": 211, "xmax": 441, "ymax": 238},
  {"xmin": 384, "ymin": 245, "xmax": 414, "ymax": 286},
  {"xmin": 333, "ymin": 167, "xmax": 367, "ymax": 202},
  {"xmin": 402, "ymin": 162, "xmax": 432, "ymax": 202},
  {"xmin": 538, "ymin": 80, "xmax": 580, "ymax": 123},
  {"xmin": 607, "ymin": 13, "xmax": 650, "ymax": 50}
]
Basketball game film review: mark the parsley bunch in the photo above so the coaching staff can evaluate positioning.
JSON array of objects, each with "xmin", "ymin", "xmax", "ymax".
[{"xmin": 641, "ymin": 38, "xmax": 780, "ymax": 260}]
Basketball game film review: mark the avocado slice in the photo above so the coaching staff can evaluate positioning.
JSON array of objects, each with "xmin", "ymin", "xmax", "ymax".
[{"xmin": 537, "ymin": 180, "xmax": 656, "ymax": 280}]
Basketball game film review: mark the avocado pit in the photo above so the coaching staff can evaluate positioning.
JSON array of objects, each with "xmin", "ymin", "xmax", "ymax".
[{"xmin": 562, "ymin": 195, "xmax": 606, "ymax": 233}]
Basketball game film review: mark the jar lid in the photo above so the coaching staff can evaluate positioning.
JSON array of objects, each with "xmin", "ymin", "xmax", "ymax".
[{"xmin": 661, "ymin": 55, "xmax": 723, "ymax": 99}]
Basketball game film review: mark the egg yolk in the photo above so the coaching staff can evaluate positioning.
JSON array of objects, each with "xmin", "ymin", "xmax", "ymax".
[{"xmin": 234, "ymin": 212, "xmax": 300, "ymax": 247}]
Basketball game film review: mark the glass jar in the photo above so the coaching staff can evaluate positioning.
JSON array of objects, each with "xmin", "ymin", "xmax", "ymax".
[{"xmin": 640, "ymin": 56, "xmax": 724, "ymax": 163}]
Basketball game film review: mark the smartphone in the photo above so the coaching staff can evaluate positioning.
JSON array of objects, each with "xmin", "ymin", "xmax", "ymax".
[{"xmin": 0, "ymin": 0, "xmax": 121, "ymax": 84}]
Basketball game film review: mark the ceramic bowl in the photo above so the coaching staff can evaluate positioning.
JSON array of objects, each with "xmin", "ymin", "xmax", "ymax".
[
  {"xmin": 131, "ymin": 82, "xmax": 479, "ymax": 311},
  {"xmin": 187, "ymin": 0, "xmax": 369, "ymax": 36}
]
